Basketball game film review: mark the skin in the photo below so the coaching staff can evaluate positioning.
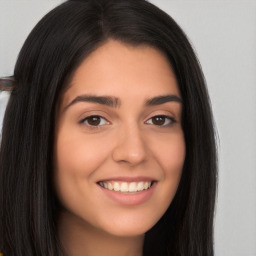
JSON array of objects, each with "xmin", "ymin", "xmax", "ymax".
[{"xmin": 54, "ymin": 40, "xmax": 185, "ymax": 256}]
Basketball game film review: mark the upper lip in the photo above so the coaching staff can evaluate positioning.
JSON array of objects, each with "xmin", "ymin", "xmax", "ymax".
[{"xmin": 97, "ymin": 176, "xmax": 157, "ymax": 183}]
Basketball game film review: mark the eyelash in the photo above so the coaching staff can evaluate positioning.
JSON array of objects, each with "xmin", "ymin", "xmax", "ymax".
[{"xmin": 80, "ymin": 115, "xmax": 176, "ymax": 129}]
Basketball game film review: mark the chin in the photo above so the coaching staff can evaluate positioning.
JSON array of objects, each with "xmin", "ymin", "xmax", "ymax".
[
  {"xmin": 104, "ymin": 226, "xmax": 148, "ymax": 238},
  {"xmin": 98, "ymin": 215, "xmax": 160, "ymax": 238}
]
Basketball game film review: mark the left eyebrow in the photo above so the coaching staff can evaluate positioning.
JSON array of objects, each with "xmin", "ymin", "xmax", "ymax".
[{"xmin": 145, "ymin": 95, "xmax": 182, "ymax": 106}]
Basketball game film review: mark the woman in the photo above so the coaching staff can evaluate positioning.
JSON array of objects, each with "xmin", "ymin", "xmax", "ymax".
[{"xmin": 0, "ymin": 0, "xmax": 217, "ymax": 255}]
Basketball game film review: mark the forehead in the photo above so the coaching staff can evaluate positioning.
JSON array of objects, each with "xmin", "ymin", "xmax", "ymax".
[{"xmin": 62, "ymin": 40, "xmax": 180, "ymax": 107}]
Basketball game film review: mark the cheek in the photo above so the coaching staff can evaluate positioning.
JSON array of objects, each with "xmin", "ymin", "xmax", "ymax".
[
  {"xmin": 151, "ymin": 132, "xmax": 185, "ymax": 202},
  {"xmin": 53, "ymin": 130, "xmax": 111, "ymax": 204},
  {"xmin": 165, "ymin": 140, "xmax": 185, "ymax": 177},
  {"xmin": 55, "ymin": 130, "xmax": 110, "ymax": 175},
  {"xmin": 153, "ymin": 132, "xmax": 185, "ymax": 175},
  {"xmin": 165, "ymin": 137, "xmax": 185, "ymax": 190}
]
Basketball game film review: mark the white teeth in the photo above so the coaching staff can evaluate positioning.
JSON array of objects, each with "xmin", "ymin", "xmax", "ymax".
[
  {"xmin": 129, "ymin": 182, "xmax": 137, "ymax": 192},
  {"xmin": 144, "ymin": 182, "xmax": 150, "ymax": 189},
  {"xmin": 113, "ymin": 182, "xmax": 120, "ymax": 191},
  {"xmin": 120, "ymin": 182, "xmax": 129, "ymax": 192},
  {"xmin": 137, "ymin": 182, "xmax": 144, "ymax": 191},
  {"xmin": 99, "ymin": 181, "xmax": 153, "ymax": 193},
  {"xmin": 108, "ymin": 183, "xmax": 113, "ymax": 190}
]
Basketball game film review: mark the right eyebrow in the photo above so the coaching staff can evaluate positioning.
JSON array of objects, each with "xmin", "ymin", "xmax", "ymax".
[{"xmin": 63, "ymin": 94, "xmax": 121, "ymax": 112}]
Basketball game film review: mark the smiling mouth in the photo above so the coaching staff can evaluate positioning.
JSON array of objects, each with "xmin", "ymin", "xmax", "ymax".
[{"xmin": 97, "ymin": 181, "xmax": 154, "ymax": 193}]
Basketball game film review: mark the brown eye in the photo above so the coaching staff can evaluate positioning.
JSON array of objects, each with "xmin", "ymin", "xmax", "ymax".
[
  {"xmin": 82, "ymin": 116, "xmax": 108, "ymax": 127},
  {"xmin": 146, "ymin": 115, "xmax": 175, "ymax": 126},
  {"xmin": 152, "ymin": 116, "xmax": 166, "ymax": 126}
]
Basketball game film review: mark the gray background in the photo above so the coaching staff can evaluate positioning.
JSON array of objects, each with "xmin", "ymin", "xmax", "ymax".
[{"xmin": 0, "ymin": 1, "xmax": 256, "ymax": 255}]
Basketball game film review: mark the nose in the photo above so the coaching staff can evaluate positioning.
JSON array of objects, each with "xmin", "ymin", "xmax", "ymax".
[{"xmin": 112, "ymin": 124, "xmax": 147, "ymax": 166}]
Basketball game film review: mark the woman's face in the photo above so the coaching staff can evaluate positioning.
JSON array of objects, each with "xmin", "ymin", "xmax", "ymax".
[{"xmin": 54, "ymin": 40, "xmax": 185, "ymax": 237}]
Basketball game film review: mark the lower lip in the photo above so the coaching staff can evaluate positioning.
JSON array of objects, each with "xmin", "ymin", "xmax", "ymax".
[{"xmin": 98, "ymin": 182, "xmax": 157, "ymax": 206}]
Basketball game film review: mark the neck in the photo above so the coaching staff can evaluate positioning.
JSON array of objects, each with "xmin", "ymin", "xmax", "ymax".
[{"xmin": 58, "ymin": 210, "xmax": 144, "ymax": 256}]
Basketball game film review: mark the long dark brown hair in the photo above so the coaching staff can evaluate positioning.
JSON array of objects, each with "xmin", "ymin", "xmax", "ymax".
[{"xmin": 0, "ymin": 0, "xmax": 217, "ymax": 255}]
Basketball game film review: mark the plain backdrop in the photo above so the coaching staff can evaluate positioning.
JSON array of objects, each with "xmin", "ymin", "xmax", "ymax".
[{"xmin": 0, "ymin": 1, "xmax": 256, "ymax": 255}]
